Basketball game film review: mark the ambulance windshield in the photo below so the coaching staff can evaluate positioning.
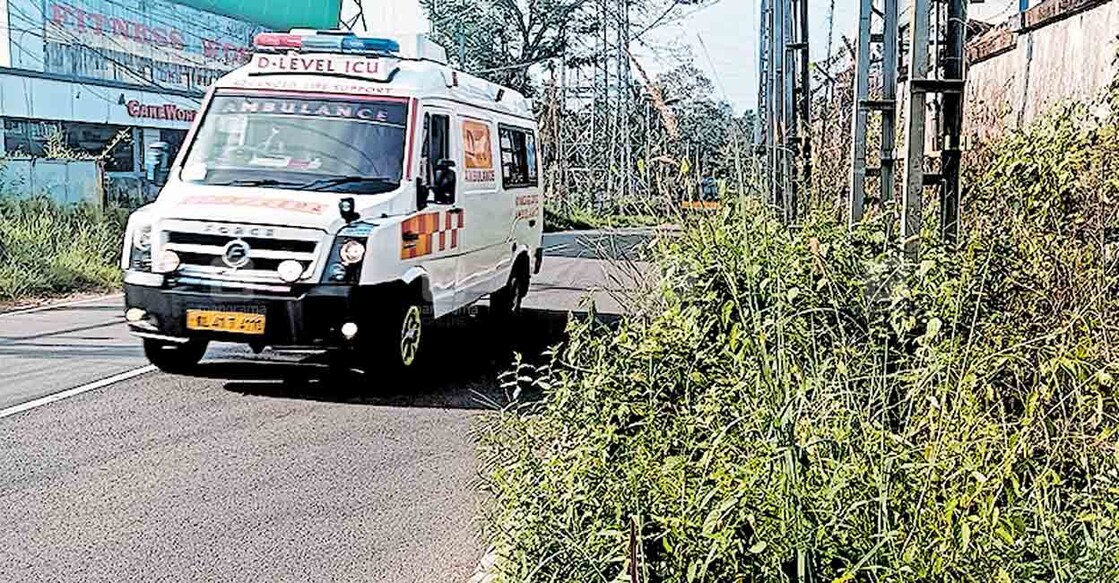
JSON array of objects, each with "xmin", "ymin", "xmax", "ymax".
[{"xmin": 180, "ymin": 93, "xmax": 408, "ymax": 195}]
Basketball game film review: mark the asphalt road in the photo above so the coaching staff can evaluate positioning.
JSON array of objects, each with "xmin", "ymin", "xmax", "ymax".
[{"xmin": 0, "ymin": 230, "xmax": 655, "ymax": 582}]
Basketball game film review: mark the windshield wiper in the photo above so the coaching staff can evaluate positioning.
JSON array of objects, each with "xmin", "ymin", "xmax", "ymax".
[
  {"xmin": 301, "ymin": 176, "xmax": 397, "ymax": 192},
  {"xmin": 207, "ymin": 178, "xmax": 307, "ymax": 188}
]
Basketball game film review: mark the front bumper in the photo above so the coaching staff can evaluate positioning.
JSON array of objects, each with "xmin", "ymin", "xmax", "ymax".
[{"xmin": 124, "ymin": 282, "xmax": 359, "ymax": 347}]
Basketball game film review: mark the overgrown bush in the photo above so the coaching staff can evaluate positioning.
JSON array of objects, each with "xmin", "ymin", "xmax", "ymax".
[
  {"xmin": 0, "ymin": 197, "xmax": 126, "ymax": 302},
  {"xmin": 478, "ymin": 103, "xmax": 1119, "ymax": 580}
]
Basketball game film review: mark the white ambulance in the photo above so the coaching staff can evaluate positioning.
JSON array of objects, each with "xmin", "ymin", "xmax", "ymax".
[{"xmin": 121, "ymin": 31, "xmax": 544, "ymax": 373}]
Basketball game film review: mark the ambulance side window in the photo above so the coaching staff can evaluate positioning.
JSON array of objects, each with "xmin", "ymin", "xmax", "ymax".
[
  {"xmin": 499, "ymin": 125, "xmax": 538, "ymax": 189},
  {"xmin": 422, "ymin": 112, "xmax": 450, "ymax": 186}
]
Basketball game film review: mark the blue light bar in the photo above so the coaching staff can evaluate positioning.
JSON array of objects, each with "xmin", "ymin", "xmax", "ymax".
[{"xmin": 341, "ymin": 36, "xmax": 400, "ymax": 54}]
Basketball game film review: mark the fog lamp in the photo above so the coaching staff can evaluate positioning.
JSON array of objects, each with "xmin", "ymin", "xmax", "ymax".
[
  {"xmin": 153, "ymin": 250, "xmax": 180, "ymax": 273},
  {"xmin": 277, "ymin": 260, "xmax": 304, "ymax": 283}
]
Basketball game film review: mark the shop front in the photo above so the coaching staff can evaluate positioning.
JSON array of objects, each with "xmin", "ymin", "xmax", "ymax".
[{"xmin": 0, "ymin": 0, "xmax": 263, "ymax": 203}]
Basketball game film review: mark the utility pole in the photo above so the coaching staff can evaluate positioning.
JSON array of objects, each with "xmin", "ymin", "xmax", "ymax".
[
  {"xmin": 939, "ymin": 0, "xmax": 966, "ymax": 242},
  {"xmin": 756, "ymin": 0, "xmax": 809, "ymax": 223},
  {"xmin": 756, "ymin": 0, "xmax": 773, "ymax": 203},
  {"xmin": 899, "ymin": 0, "xmax": 968, "ymax": 258},
  {"xmin": 900, "ymin": 0, "xmax": 932, "ymax": 259},
  {"xmin": 790, "ymin": 0, "xmax": 810, "ymax": 223},
  {"xmin": 619, "ymin": 0, "xmax": 634, "ymax": 204},
  {"xmin": 848, "ymin": 0, "xmax": 900, "ymax": 226}
]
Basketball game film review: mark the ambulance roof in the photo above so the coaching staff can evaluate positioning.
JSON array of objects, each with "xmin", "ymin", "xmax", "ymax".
[{"xmin": 212, "ymin": 32, "xmax": 535, "ymax": 123}]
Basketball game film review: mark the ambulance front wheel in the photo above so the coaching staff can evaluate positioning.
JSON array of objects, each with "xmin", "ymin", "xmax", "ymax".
[
  {"xmin": 144, "ymin": 339, "xmax": 208, "ymax": 374},
  {"xmin": 373, "ymin": 297, "xmax": 427, "ymax": 371}
]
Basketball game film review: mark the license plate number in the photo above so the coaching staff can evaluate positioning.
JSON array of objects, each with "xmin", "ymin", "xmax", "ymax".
[{"xmin": 185, "ymin": 310, "xmax": 266, "ymax": 335}]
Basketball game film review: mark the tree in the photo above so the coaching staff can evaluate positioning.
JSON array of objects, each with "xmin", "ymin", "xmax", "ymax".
[
  {"xmin": 653, "ymin": 62, "xmax": 751, "ymax": 180},
  {"xmin": 421, "ymin": 0, "xmax": 597, "ymax": 96}
]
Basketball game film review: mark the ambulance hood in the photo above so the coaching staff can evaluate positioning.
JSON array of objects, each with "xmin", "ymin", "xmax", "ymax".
[{"xmin": 148, "ymin": 181, "xmax": 409, "ymax": 232}]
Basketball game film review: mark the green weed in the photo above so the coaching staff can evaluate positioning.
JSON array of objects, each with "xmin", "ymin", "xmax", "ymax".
[
  {"xmin": 479, "ymin": 103, "xmax": 1119, "ymax": 581},
  {"xmin": 0, "ymin": 197, "xmax": 126, "ymax": 302}
]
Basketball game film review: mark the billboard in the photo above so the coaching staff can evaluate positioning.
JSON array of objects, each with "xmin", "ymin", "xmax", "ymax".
[
  {"xmin": 7, "ymin": 0, "xmax": 265, "ymax": 93},
  {"xmin": 170, "ymin": 0, "xmax": 341, "ymax": 31}
]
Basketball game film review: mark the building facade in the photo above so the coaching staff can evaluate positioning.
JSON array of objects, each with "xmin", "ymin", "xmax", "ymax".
[{"xmin": 0, "ymin": 0, "xmax": 266, "ymax": 200}]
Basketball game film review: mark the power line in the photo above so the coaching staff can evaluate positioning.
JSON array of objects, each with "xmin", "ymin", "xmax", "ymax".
[
  {"xmin": 10, "ymin": 2, "xmax": 173, "ymax": 92},
  {"xmin": 7, "ymin": 35, "xmax": 119, "ymax": 108}
]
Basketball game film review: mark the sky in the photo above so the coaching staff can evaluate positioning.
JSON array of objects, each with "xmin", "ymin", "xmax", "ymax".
[{"xmin": 342, "ymin": 0, "xmax": 1023, "ymax": 115}]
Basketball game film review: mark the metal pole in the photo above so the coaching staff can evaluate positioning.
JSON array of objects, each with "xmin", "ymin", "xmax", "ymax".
[
  {"xmin": 759, "ymin": 0, "xmax": 774, "ymax": 205},
  {"xmin": 794, "ymin": 0, "xmax": 810, "ymax": 223},
  {"xmin": 848, "ymin": 0, "xmax": 873, "ymax": 225},
  {"xmin": 901, "ymin": 0, "xmax": 932, "ymax": 259},
  {"xmin": 773, "ymin": 0, "xmax": 787, "ymax": 216},
  {"xmin": 880, "ymin": 0, "xmax": 899, "ymax": 209},
  {"xmin": 940, "ymin": 0, "xmax": 966, "ymax": 243}
]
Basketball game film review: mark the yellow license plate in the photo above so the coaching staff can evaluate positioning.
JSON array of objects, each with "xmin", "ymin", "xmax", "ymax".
[{"xmin": 186, "ymin": 310, "xmax": 266, "ymax": 335}]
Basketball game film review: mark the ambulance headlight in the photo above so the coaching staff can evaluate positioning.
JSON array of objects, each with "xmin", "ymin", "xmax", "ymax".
[
  {"xmin": 339, "ymin": 240, "xmax": 366, "ymax": 266},
  {"xmin": 132, "ymin": 225, "xmax": 152, "ymax": 251},
  {"xmin": 128, "ymin": 223, "xmax": 154, "ymax": 271}
]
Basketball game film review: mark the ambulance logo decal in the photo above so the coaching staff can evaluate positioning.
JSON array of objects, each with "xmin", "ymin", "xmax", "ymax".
[
  {"xmin": 401, "ymin": 211, "xmax": 464, "ymax": 259},
  {"xmin": 462, "ymin": 120, "xmax": 496, "ymax": 183}
]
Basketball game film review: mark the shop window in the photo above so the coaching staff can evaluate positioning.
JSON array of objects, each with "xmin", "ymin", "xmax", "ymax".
[
  {"xmin": 161, "ymin": 130, "xmax": 188, "ymax": 162},
  {"xmin": 3, "ymin": 119, "xmax": 62, "ymax": 157},
  {"xmin": 2, "ymin": 118, "xmax": 133, "ymax": 171},
  {"xmin": 64, "ymin": 123, "xmax": 134, "ymax": 172},
  {"xmin": 499, "ymin": 125, "xmax": 538, "ymax": 189}
]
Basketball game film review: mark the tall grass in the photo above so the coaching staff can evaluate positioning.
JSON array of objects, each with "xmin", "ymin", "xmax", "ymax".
[
  {"xmin": 477, "ymin": 103, "xmax": 1119, "ymax": 580},
  {"xmin": 0, "ymin": 197, "xmax": 126, "ymax": 302}
]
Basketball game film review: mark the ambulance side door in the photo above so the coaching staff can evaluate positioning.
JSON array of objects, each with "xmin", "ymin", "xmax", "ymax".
[
  {"xmin": 407, "ymin": 105, "xmax": 458, "ymax": 316},
  {"xmin": 454, "ymin": 114, "xmax": 508, "ymax": 306}
]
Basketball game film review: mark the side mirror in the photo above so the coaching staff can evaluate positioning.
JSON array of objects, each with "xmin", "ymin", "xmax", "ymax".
[
  {"xmin": 145, "ymin": 142, "xmax": 171, "ymax": 187},
  {"xmin": 433, "ymin": 159, "xmax": 456, "ymax": 205}
]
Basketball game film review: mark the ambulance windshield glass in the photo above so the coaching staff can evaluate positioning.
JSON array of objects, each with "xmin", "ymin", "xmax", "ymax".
[{"xmin": 181, "ymin": 94, "xmax": 407, "ymax": 194}]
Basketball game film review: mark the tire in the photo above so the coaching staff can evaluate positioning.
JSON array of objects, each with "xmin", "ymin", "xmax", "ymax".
[
  {"xmin": 144, "ymin": 339, "xmax": 208, "ymax": 374},
  {"xmin": 372, "ymin": 297, "xmax": 427, "ymax": 371},
  {"xmin": 491, "ymin": 261, "xmax": 529, "ymax": 319}
]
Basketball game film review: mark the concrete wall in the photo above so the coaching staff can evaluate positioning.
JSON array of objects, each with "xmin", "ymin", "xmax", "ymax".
[
  {"xmin": 0, "ymin": 158, "xmax": 104, "ymax": 206},
  {"xmin": 966, "ymin": 0, "xmax": 1119, "ymax": 141}
]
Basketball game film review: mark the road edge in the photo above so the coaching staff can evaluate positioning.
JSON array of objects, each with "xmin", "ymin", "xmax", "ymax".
[
  {"xmin": 0, "ymin": 293, "xmax": 124, "ymax": 318},
  {"xmin": 0, "ymin": 365, "xmax": 156, "ymax": 420}
]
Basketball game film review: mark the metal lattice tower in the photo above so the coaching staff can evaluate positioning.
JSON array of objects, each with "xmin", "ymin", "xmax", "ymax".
[
  {"xmin": 849, "ymin": 0, "xmax": 968, "ymax": 257},
  {"xmin": 848, "ymin": 0, "xmax": 900, "ymax": 226},
  {"xmin": 756, "ymin": 0, "xmax": 810, "ymax": 223},
  {"xmin": 899, "ymin": 0, "xmax": 968, "ymax": 257}
]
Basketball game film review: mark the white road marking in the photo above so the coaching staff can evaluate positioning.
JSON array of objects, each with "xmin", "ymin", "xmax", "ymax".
[
  {"xmin": 0, "ymin": 293, "xmax": 123, "ymax": 318},
  {"xmin": 0, "ymin": 365, "xmax": 156, "ymax": 420},
  {"xmin": 543, "ymin": 244, "xmax": 568, "ymax": 253}
]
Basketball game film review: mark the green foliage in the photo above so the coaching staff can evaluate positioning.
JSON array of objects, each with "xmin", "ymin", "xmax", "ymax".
[
  {"xmin": 422, "ymin": 0, "xmax": 596, "ymax": 95},
  {"xmin": 478, "ymin": 103, "xmax": 1119, "ymax": 581},
  {"xmin": 0, "ymin": 197, "xmax": 126, "ymax": 302}
]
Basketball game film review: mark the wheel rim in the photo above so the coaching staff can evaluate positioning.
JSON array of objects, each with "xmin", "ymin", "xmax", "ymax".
[{"xmin": 399, "ymin": 305, "xmax": 422, "ymax": 366}]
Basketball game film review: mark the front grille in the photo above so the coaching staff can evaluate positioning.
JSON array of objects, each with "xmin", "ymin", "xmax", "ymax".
[
  {"xmin": 167, "ymin": 232, "xmax": 317, "ymax": 254},
  {"xmin": 159, "ymin": 220, "xmax": 325, "ymax": 285}
]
